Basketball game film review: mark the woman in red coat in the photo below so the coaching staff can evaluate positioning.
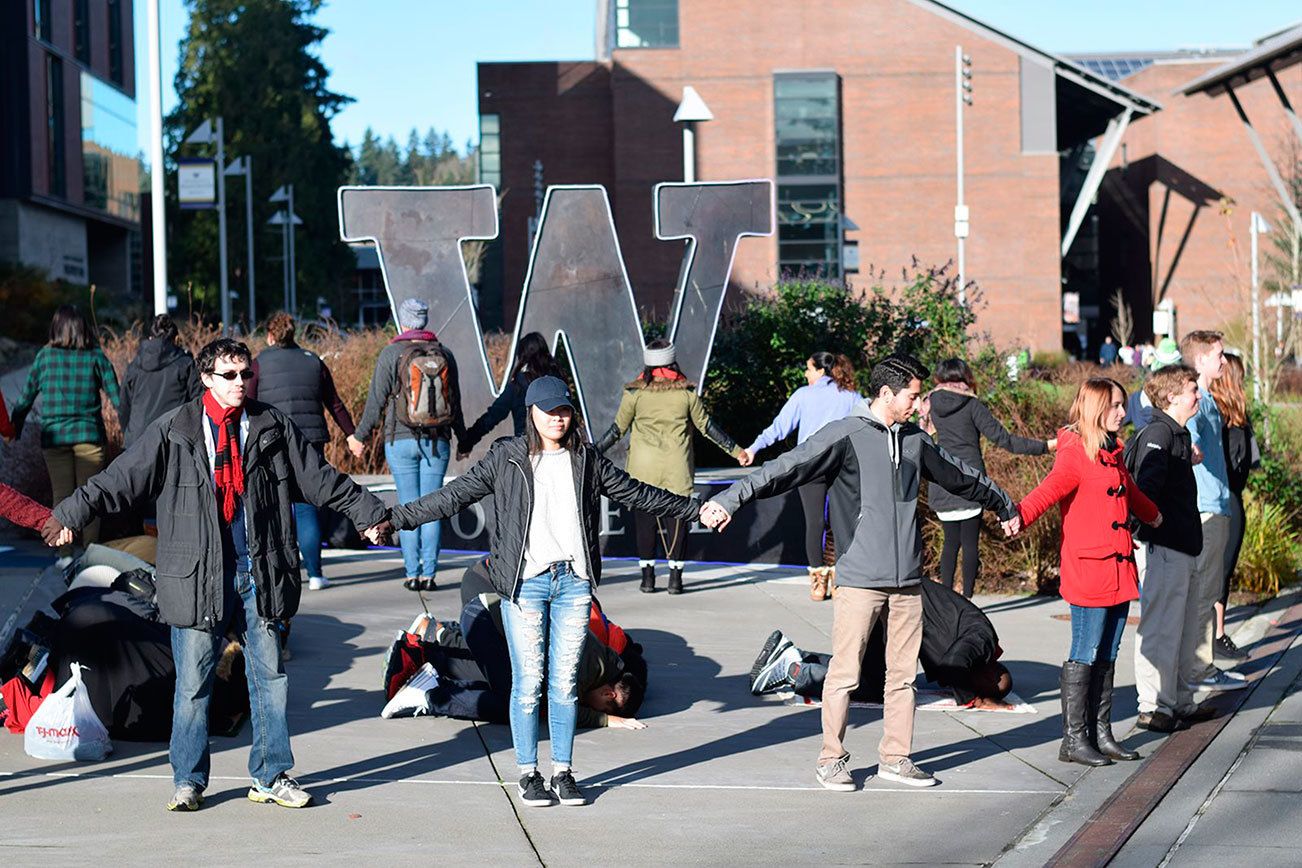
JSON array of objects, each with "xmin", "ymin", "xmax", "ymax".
[{"xmin": 1019, "ymin": 378, "xmax": 1162, "ymax": 767}]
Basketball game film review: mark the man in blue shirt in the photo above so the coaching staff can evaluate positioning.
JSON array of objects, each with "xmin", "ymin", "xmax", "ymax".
[{"xmin": 1180, "ymin": 331, "xmax": 1247, "ymax": 692}]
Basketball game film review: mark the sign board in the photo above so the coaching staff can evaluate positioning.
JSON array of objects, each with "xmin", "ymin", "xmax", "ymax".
[
  {"xmin": 1152, "ymin": 308, "xmax": 1174, "ymax": 336},
  {"xmin": 1062, "ymin": 291, "xmax": 1080, "ymax": 325},
  {"xmin": 178, "ymin": 158, "xmax": 216, "ymax": 209},
  {"xmin": 842, "ymin": 240, "xmax": 860, "ymax": 273}
]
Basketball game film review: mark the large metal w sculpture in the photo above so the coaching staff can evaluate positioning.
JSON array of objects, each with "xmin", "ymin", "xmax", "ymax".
[{"xmin": 337, "ymin": 180, "xmax": 773, "ymax": 466}]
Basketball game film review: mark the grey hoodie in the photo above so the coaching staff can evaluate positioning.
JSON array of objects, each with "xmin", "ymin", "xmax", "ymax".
[{"xmin": 711, "ymin": 404, "xmax": 1017, "ymax": 590}]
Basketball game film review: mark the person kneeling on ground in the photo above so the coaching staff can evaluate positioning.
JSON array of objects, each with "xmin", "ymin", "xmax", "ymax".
[{"xmin": 749, "ymin": 577, "xmax": 1013, "ymax": 710}]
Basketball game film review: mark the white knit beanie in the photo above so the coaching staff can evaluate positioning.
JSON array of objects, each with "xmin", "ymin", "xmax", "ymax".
[{"xmin": 643, "ymin": 343, "xmax": 676, "ymax": 367}]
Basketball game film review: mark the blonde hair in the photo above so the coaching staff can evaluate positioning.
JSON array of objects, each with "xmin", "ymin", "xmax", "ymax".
[
  {"xmin": 1209, "ymin": 353, "xmax": 1248, "ymax": 428},
  {"xmin": 1178, "ymin": 330, "xmax": 1222, "ymax": 363},
  {"xmin": 1067, "ymin": 377, "xmax": 1127, "ymax": 462}
]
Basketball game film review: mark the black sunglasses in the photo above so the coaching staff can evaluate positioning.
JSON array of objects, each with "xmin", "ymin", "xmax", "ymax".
[{"xmin": 209, "ymin": 369, "xmax": 254, "ymax": 381}]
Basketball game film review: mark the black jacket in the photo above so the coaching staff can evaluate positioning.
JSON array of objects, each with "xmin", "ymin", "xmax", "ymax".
[
  {"xmin": 390, "ymin": 436, "xmax": 700, "ymax": 600},
  {"xmin": 461, "ymin": 371, "xmax": 530, "ymax": 451},
  {"xmin": 713, "ymin": 405, "xmax": 1016, "ymax": 590},
  {"xmin": 926, "ymin": 389, "xmax": 1047, "ymax": 513},
  {"xmin": 1224, "ymin": 421, "xmax": 1258, "ymax": 495},
  {"xmin": 119, "ymin": 339, "xmax": 202, "ymax": 446},
  {"xmin": 254, "ymin": 345, "xmax": 328, "ymax": 444},
  {"xmin": 53, "ymin": 399, "xmax": 388, "ymax": 629},
  {"xmin": 1125, "ymin": 408, "xmax": 1202, "ymax": 556}
]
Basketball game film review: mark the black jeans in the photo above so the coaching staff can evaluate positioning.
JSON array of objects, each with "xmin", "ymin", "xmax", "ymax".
[
  {"xmin": 1221, "ymin": 491, "xmax": 1246, "ymax": 608},
  {"xmin": 423, "ymin": 597, "xmax": 512, "ymax": 723},
  {"xmin": 635, "ymin": 511, "xmax": 686, "ymax": 562},
  {"xmin": 798, "ymin": 482, "xmax": 830, "ymax": 568},
  {"xmin": 940, "ymin": 517, "xmax": 981, "ymax": 598}
]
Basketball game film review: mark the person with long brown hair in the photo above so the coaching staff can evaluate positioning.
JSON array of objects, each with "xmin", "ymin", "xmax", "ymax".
[
  {"xmin": 1018, "ymin": 377, "xmax": 1161, "ymax": 765},
  {"xmin": 10, "ymin": 305, "xmax": 122, "ymax": 547},
  {"xmin": 744, "ymin": 351, "xmax": 864, "ymax": 600},
  {"xmin": 1208, "ymin": 352, "xmax": 1258, "ymax": 661}
]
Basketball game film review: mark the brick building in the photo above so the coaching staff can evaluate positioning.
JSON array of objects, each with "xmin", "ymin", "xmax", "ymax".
[
  {"xmin": 476, "ymin": 0, "xmax": 1160, "ymax": 352},
  {"xmin": 0, "ymin": 0, "xmax": 140, "ymax": 299}
]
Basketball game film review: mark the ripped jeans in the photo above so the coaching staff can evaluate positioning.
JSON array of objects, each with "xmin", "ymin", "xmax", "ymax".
[{"xmin": 501, "ymin": 562, "xmax": 592, "ymax": 769}]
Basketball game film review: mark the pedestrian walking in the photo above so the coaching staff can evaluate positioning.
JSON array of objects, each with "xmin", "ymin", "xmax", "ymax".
[
  {"xmin": 119, "ymin": 314, "xmax": 202, "ymax": 447},
  {"xmin": 458, "ymin": 331, "xmax": 562, "ymax": 457}
]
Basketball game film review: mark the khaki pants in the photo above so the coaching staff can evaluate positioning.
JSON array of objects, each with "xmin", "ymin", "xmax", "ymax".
[
  {"xmin": 1189, "ymin": 513, "xmax": 1230, "ymax": 681},
  {"xmin": 43, "ymin": 443, "xmax": 105, "ymax": 546},
  {"xmin": 819, "ymin": 585, "xmax": 922, "ymax": 766},
  {"xmin": 1134, "ymin": 542, "xmax": 1197, "ymax": 715}
]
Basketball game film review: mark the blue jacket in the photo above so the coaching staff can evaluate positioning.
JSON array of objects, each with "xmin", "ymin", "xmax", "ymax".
[
  {"xmin": 1187, "ymin": 390, "xmax": 1231, "ymax": 516},
  {"xmin": 747, "ymin": 376, "xmax": 863, "ymax": 454}
]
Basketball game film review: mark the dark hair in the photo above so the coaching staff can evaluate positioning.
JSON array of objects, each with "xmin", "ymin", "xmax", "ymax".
[
  {"xmin": 511, "ymin": 331, "xmax": 562, "ymax": 383},
  {"xmin": 266, "ymin": 312, "xmax": 297, "ymax": 346},
  {"xmin": 867, "ymin": 352, "xmax": 929, "ymax": 399},
  {"xmin": 148, "ymin": 314, "xmax": 179, "ymax": 342},
  {"xmin": 524, "ymin": 402, "xmax": 586, "ymax": 455},
  {"xmin": 48, "ymin": 305, "xmax": 96, "ymax": 350},
  {"xmin": 612, "ymin": 672, "xmax": 645, "ymax": 717},
  {"xmin": 641, "ymin": 338, "xmax": 684, "ymax": 382},
  {"xmin": 196, "ymin": 338, "xmax": 253, "ymax": 375},
  {"xmin": 934, "ymin": 357, "xmax": 975, "ymax": 390},
  {"xmin": 809, "ymin": 351, "xmax": 857, "ymax": 392},
  {"xmin": 972, "ymin": 662, "xmax": 1013, "ymax": 700}
]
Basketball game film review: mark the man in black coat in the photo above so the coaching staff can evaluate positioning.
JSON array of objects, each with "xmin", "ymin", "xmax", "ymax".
[
  {"xmin": 749, "ymin": 578, "xmax": 1013, "ymax": 708},
  {"xmin": 42, "ymin": 338, "xmax": 392, "ymax": 813},
  {"xmin": 119, "ymin": 314, "xmax": 202, "ymax": 446}
]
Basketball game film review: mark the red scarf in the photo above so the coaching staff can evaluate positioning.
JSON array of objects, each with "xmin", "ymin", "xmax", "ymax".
[
  {"xmin": 203, "ymin": 392, "xmax": 245, "ymax": 524},
  {"xmin": 651, "ymin": 367, "xmax": 685, "ymax": 381}
]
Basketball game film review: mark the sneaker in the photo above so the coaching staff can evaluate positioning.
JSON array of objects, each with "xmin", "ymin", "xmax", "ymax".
[
  {"xmin": 517, "ymin": 771, "xmax": 553, "ymax": 807},
  {"xmin": 1178, "ymin": 704, "xmax": 1219, "ymax": 723},
  {"xmin": 550, "ymin": 770, "xmax": 586, "ymax": 806},
  {"xmin": 752, "ymin": 643, "xmax": 802, "ymax": 695},
  {"xmin": 815, "ymin": 755, "xmax": 856, "ymax": 792},
  {"xmin": 380, "ymin": 662, "xmax": 438, "ymax": 718},
  {"xmin": 403, "ymin": 577, "xmax": 436, "ymax": 592},
  {"xmin": 749, "ymin": 630, "xmax": 795, "ymax": 694},
  {"xmin": 1215, "ymin": 634, "xmax": 1249, "ymax": 662},
  {"xmin": 248, "ymin": 774, "xmax": 312, "ymax": 808},
  {"xmin": 407, "ymin": 613, "xmax": 432, "ymax": 640},
  {"xmin": 877, "ymin": 758, "xmax": 937, "ymax": 788},
  {"xmin": 1189, "ymin": 669, "xmax": 1248, "ymax": 692},
  {"xmin": 166, "ymin": 783, "xmax": 203, "ymax": 812},
  {"xmin": 308, "ymin": 576, "xmax": 330, "ymax": 591},
  {"xmin": 1136, "ymin": 711, "xmax": 1183, "ymax": 732}
]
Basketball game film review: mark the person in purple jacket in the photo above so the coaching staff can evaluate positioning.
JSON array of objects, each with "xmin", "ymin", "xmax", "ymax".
[{"xmin": 742, "ymin": 352, "xmax": 863, "ymax": 600}]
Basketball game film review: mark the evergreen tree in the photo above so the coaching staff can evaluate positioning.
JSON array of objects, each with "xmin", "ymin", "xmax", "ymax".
[{"xmin": 166, "ymin": 0, "xmax": 354, "ymax": 324}]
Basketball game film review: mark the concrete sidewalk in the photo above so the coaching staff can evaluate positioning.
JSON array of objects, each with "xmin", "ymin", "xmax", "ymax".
[{"xmin": 0, "ymin": 540, "xmax": 1297, "ymax": 865}]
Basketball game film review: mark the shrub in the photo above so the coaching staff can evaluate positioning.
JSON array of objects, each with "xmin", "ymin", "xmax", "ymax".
[{"xmin": 1236, "ymin": 493, "xmax": 1302, "ymax": 595}]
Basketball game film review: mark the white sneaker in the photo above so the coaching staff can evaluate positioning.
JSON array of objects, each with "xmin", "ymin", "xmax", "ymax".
[
  {"xmin": 308, "ymin": 576, "xmax": 330, "ymax": 591},
  {"xmin": 380, "ymin": 662, "xmax": 439, "ymax": 718},
  {"xmin": 1189, "ymin": 669, "xmax": 1248, "ymax": 691}
]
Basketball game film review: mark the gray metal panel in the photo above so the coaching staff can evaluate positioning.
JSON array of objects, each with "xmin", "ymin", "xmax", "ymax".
[
  {"xmin": 1019, "ymin": 55, "xmax": 1057, "ymax": 154},
  {"xmin": 1181, "ymin": 23, "xmax": 1302, "ymax": 95}
]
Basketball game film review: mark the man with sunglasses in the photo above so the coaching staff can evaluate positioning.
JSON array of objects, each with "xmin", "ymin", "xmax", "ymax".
[{"xmin": 42, "ymin": 338, "xmax": 392, "ymax": 813}]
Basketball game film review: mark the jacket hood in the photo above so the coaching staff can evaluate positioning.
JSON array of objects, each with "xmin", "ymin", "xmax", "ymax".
[
  {"xmin": 625, "ymin": 376, "xmax": 696, "ymax": 392},
  {"xmin": 926, "ymin": 386, "xmax": 975, "ymax": 419},
  {"xmin": 136, "ymin": 338, "xmax": 188, "ymax": 372}
]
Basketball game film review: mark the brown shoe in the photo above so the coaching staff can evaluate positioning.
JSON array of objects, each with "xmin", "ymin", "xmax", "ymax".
[
  {"xmin": 827, "ymin": 566, "xmax": 837, "ymax": 598},
  {"xmin": 809, "ymin": 568, "xmax": 829, "ymax": 601}
]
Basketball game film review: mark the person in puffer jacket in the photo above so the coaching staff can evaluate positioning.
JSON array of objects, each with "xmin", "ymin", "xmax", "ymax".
[{"xmin": 120, "ymin": 315, "xmax": 203, "ymax": 447}]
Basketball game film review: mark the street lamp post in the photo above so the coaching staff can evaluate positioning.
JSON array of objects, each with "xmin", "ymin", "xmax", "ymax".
[
  {"xmin": 955, "ymin": 46, "xmax": 973, "ymax": 304},
  {"xmin": 1251, "ymin": 211, "xmax": 1270, "ymax": 402},
  {"xmin": 147, "ymin": 0, "xmax": 167, "ymax": 315},
  {"xmin": 225, "ymin": 156, "xmax": 256, "ymax": 326},
  {"xmin": 674, "ymin": 86, "xmax": 713, "ymax": 183},
  {"xmin": 268, "ymin": 185, "xmax": 301, "ymax": 313}
]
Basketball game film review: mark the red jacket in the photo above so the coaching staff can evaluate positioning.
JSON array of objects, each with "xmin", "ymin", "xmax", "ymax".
[{"xmin": 1018, "ymin": 428, "xmax": 1159, "ymax": 607}]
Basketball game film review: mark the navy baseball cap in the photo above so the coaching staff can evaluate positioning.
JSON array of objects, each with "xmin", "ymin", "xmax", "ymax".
[{"xmin": 525, "ymin": 376, "xmax": 574, "ymax": 413}]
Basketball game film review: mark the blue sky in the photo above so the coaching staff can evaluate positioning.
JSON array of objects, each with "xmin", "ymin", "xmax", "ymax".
[{"xmin": 135, "ymin": 0, "xmax": 1301, "ymax": 160}]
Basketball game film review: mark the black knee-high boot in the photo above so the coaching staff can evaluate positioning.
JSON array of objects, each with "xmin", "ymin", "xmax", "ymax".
[
  {"xmin": 1059, "ymin": 662, "xmax": 1112, "ymax": 766},
  {"xmin": 640, "ymin": 565, "xmax": 656, "ymax": 593},
  {"xmin": 1090, "ymin": 661, "xmax": 1139, "ymax": 761}
]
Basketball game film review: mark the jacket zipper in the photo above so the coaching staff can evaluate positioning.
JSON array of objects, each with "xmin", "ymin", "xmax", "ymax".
[
  {"xmin": 508, "ymin": 455, "xmax": 533, "ymax": 600},
  {"xmin": 890, "ymin": 427, "xmax": 901, "ymax": 587}
]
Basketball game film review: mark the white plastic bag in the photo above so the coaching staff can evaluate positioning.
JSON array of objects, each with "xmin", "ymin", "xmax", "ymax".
[{"xmin": 24, "ymin": 663, "xmax": 113, "ymax": 761}]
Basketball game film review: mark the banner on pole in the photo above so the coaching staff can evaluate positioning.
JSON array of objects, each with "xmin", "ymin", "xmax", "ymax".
[{"xmin": 178, "ymin": 158, "xmax": 217, "ymax": 210}]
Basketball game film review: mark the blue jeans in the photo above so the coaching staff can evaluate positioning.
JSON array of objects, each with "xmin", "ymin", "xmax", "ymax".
[
  {"xmin": 385, "ymin": 437, "xmax": 451, "ymax": 578},
  {"xmin": 294, "ymin": 503, "xmax": 323, "ymax": 579},
  {"xmin": 170, "ymin": 567, "xmax": 292, "ymax": 790},
  {"xmin": 501, "ymin": 563, "xmax": 592, "ymax": 769},
  {"xmin": 1068, "ymin": 602, "xmax": 1131, "ymax": 664}
]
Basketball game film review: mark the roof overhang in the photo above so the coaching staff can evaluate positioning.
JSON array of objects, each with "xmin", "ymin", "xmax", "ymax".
[{"xmin": 1181, "ymin": 23, "xmax": 1302, "ymax": 95}]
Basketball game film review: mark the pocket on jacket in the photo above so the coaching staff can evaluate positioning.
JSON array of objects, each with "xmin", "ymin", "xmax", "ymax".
[
  {"xmin": 154, "ymin": 547, "xmax": 200, "ymax": 626},
  {"xmin": 173, "ymin": 479, "xmax": 206, "ymax": 516}
]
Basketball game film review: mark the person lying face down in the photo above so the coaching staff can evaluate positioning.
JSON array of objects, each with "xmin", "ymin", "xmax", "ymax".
[
  {"xmin": 749, "ymin": 576, "xmax": 1014, "ymax": 710},
  {"xmin": 381, "ymin": 559, "xmax": 648, "ymax": 729}
]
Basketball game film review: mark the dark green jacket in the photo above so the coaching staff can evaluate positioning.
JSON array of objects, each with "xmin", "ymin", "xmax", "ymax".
[{"xmin": 12, "ymin": 346, "xmax": 122, "ymax": 447}]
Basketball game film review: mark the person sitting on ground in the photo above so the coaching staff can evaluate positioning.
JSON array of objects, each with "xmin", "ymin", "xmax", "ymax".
[
  {"xmin": 749, "ymin": 576, "xmax": 1013, "ymax": 710},
  {"xmin": 381, "ymin": 560, "xmax": 648, "ymax": 730}
]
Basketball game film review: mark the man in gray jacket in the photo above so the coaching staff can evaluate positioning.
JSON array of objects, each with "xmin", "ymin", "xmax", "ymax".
[
  {"xmin": 702, "ymin": 353, "xmax": 1021, "ymax": 790},
  {"xmin": 43, "ymin": 338, "xmax": 392, "ymax": 813}
]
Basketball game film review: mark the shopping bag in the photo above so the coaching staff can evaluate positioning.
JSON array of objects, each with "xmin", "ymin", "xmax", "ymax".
[{"xmin": 24, "ymin": 663, "xmax": 113, "ymax": 761}]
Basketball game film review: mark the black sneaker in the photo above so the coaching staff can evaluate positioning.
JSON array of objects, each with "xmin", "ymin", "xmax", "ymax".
[
  {"xmin": 517, "ymin": 772, "xmax": 553, "ymax": 807},
  {"xmin": 749, "ymin": 630, "xmax": 789, "ymax": 689},
  {"xmin": 1136, "ymin": 711, "xmax": 1184, "ymax": 733},
  {"xmin": 550, "ymin": 770, "xmax": 586, "ymax": 806},
  {"xmin": 1215, "ymin": 634, "xmax": 1249, "ymax": 662}
]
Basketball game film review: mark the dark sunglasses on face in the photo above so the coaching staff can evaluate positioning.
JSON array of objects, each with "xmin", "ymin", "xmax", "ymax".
[{"xmin": 210, "ymin": 369, "xmax": 254, "ymax": 381}]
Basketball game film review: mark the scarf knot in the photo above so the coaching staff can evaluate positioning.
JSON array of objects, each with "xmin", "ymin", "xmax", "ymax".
[{"xmin": 202, "ymin": 392, "xmax": 245, "ymax": 524}]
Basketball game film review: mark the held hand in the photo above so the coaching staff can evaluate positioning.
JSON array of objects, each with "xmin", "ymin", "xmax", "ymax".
[
  {"xmin": 364, "ymin": 519, "xmax": 394, "ymax": 546},
  {"xmin": 1000, "ymin": 514, "xmax": 1022, "ymax": 538},
  {"xmin": 1150, "ymin": 512, "xmax": 1163, "ymax": 528},
  {"xmin": 1046, "ymin": 438, "xmax": 1058, "ymax": 451},
  {"xmin": 699, "ymin": 502, "xmax": 732, "ymax": 531},
  {"xmin": 347, "ymin": 435, "xmax": 366, "ymax": 459},
  {"xmin": 456, "ymin": 450, "xmax": 471, "ymax": 461},
  {"xmin": 737, "ymin": 449, "xmax": 754, "ymax": 467},
  {"xmin": 607, "ymin": 715, "xmax": 647, "ymax": 730},
  {"xmin": 1191, "ymin": 444, "xmax": 1204, "ymax": 465},
  {"xmin": 41, "ymin": 515, "xmax": 70, "ymax": 547}
]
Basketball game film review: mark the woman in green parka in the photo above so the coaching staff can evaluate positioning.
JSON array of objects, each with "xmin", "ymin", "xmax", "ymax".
[{"xmin": 595, "ymin": 339, "xmax": 750, "ymax": 594}]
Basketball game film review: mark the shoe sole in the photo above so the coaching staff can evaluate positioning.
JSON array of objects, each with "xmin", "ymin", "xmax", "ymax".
[
  {"xmin": 752, "ymin": 650, "xmax": 797, "ymax": 695},
  {"xmin": 555, "ymin": 794, "xmax": 587, "ymax": 806},
  {"xmin": 247, "ymin": 789, "xmax": 311, "ymax": 808},
  {"xmin": 517, "ymin": 785, "xmax": 553, "ymax": 807},
  {"xmin": 1198, "ymin": 681, "xmax": 1249, "ymax": 692},
  {"xmin": 815, "ymin": 772, "xmax": 856, "ymax": 792},
  {"xmin": 166, "ymin": 796, "xmax": 202, "ymax": 812},
  {"xmin": 749, "ymin": 631, "xmax": 788, "ymax": 689},
  {"xmin": 877, "ymin": 770, "xmax": 937, "ymax": 788}
]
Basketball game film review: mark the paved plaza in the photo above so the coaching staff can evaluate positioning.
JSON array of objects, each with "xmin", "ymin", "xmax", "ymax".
[{"xmin": 1, "ymin": 539, "xmax": 1300, "ymax": 865}]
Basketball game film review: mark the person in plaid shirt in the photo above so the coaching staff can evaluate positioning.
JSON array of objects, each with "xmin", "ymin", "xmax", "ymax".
[{"xmin": 10, "ymin": 305, "xmax": 121, "ymax": 546}]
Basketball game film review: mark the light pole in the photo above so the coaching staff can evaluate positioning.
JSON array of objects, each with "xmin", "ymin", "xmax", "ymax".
[
  {"xmin": 268, "ymin": 185, "xmax": 300, "ymax": 312},
  {"xmin": 1251, "ymin": 211, "xmax": 1270, "ymax": 402},
  {"xmin": 186, "ymin": 117, "xmax": 230, "ymax": 326},
  {"xmin": 955, "ymin": 46, "xmax": 973, "ymax": 304},
  {"xmin": 225, "ymin": 156, "xmax": 255, "ymax": 326},
  {"xmin": 674, "ymin": 86, "xmax": 713, "ymax": 183},
  {"xmin": 147, "ymin": 0, "xmax": 167, "ymax": 315}
]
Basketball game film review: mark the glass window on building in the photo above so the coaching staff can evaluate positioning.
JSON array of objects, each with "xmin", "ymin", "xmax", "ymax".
[
  {"xmin": 81, "ymin": 72, "xmax": 140, "ymax": 220},
  {"xmin": 774, "ymin": 73, "xmax": 842, "ymax": 277},
  {"xmin": 615, "ymin": 0, "xmax": 679, "ymax": 49},
  {"xmin": 35, "ymin": 0, "xmax": 52, "ymax": 41},
  {"xmin": 479, "ymin": 113, "xmax": 500, "ymax": 188},
  {"xmin": 108, "ymin": 0, "xmax": 125, "ymax": 85},
  {"xmin": 75, "ymin": 0, "xmax": 91, "ymax": 63},
  {"xmin": 47, "ymin": 55, "xmax": 65, "ymax": 198}
]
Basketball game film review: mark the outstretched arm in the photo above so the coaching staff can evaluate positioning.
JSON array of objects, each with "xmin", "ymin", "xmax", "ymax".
[
  {"xmin": 972, "ymin": 401, "xmax": 1048, "ymax": 456},
  {"xmin": 920, "ymin": 439, "xmax": 1017, "ymax": 521},
  {"xmin": 390, "ymin": 443, "xmax": 502, "ymax": 529},
  {"xmin": 710, "ymin": 420, "xmax": 849, "ymax": 518},
  {"xmin": 284, "ymin": 419, "xmax": 385, "ymax": 528},
  {"xmin": 52, "ymin": 424, "xmax": 166, "ymax": 532},
  {"xmin": 1016, "ymin": 446, "xmax": 1080, "ymax": 529},
  {"xmin": 747, "ymin": 392, "xmax": 801, "ymax": 455},
  {"xmin": 595, "ymin": 391, "xmax": 635, "ymax": 453},
  {"xmin": 594, "ymin": 452, "xmax": 699, "ymax": 522},
  {"xmin": 687, "ymin": 393, "xmax": 743, "ymax": 460}
]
